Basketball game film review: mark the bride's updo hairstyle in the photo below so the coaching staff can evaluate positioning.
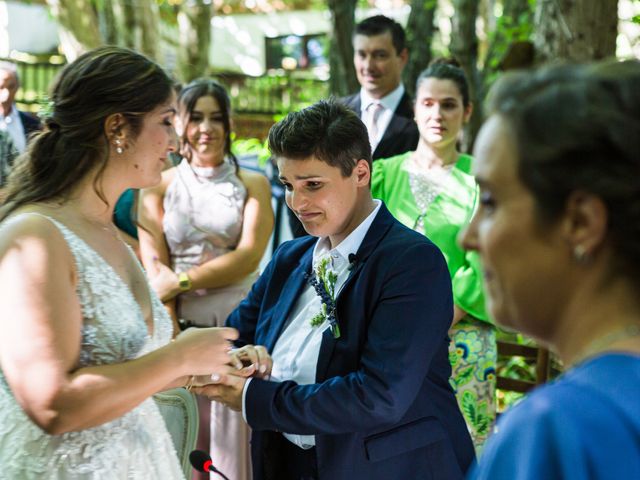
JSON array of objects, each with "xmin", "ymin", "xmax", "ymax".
[{"xmin": 0, "ymin": 46, "xmax": 173, "ymax": 220}]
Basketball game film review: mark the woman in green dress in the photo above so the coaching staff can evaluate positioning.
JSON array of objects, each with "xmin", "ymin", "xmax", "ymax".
[{"xmin": 371, "ymin": 58, "xmax": 495, "ymax": 451}]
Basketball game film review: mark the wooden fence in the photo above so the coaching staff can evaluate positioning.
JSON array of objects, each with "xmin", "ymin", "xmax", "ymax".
[{"xmin": 2, "ymin": 57, "xmax": 329, "ymax": 123}]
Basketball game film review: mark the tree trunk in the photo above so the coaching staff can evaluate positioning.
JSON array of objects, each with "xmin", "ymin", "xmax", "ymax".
[
  {"xmin": 450, "ymin": 0, "xmax": 481, "ymax": 151},
  {"xmin": 327, "ymin": 0, "xmax": 359, "ymax": 97},
  {"xmin": 46, "ymin": 0, "xmax": 102, "ymax": 61},
  {"xmin": 137, "ymin": 0, "xmax": 160, "ymax": 60},
  {"xmin": 176, "ymin": 0, "xmax": 214, "ymax": 83},
  {"xmin": 534, "ymin": 0, "xmax": 619, "ymax": 63},
  {"xmin": 100, "ymin": 0, "xmax": 118, "ymax": 45},
  {"xmin": 119, "ymin": 0, "xmax": 136, "ymax": 49},
  {"xmin": 403, "ymin": 0, "xmax": 438, "ymax": 97}
]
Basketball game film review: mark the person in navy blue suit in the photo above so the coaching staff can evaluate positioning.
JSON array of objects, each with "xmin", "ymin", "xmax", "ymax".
[{"xmin": 194, "ymin": 100, "xmax": 474, "ymax": 480}]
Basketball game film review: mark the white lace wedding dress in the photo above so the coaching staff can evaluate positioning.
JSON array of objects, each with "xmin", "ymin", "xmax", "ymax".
[{"xmin": 0, "ymin": 214, "xmax": 185, "ymax": 479}]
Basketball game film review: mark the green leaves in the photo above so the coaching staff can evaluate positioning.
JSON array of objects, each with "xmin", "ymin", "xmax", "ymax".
[{"xmin": 461, "ymin": 391, "xmax": 491, "ymax": 436}]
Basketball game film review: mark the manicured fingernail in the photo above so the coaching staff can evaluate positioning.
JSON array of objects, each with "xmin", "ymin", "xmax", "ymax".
[
  {"xmin": 211, "ymin": 374, "xmax": 220, "ymax": 382},
  {"xmin": 260, "ymin": 365, "xmax": 267, "ymax": 373}
]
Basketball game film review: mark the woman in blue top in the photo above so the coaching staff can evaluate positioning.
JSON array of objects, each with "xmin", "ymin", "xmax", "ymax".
[{"xmin": 462, "ymin": 60, "xmax": 640, "ymax": 479}]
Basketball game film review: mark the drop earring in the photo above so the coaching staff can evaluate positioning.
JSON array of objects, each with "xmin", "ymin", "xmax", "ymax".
[
  {"xmin": 573, "ymin": 244, "xmax": 589, "ymax": 264},
  {"xmin": 115, "ymin": 139, "xmax": 123, "ymax": 155}
]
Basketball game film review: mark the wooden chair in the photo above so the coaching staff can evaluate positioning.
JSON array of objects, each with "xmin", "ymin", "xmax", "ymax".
[
  {"xmin": 153, "ymin": 387, "xmax": 199, "ymax": 478},
  {"xmin": 496, "ymin": 340, "xmax": 551, "ymax": 394}
]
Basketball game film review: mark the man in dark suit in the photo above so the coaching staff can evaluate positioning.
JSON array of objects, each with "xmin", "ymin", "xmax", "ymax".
[
  {"xmin": 0, "ymin": 61, "xmax": 41, "ymax": 154},
  {"xmin": 288, "ymin": 15, "xmax": 419, "ymax": 238},
  {"xmin": 195, "ymin": 100, "xmax": 474, "ymax": 480},
  {"xmin": 344, "ymin": 14, "xmax": 418, "ymax": 161}
]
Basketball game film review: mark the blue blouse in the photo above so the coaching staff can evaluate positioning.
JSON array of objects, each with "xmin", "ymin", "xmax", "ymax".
[{"xmin": 469, "ymin": 353, "xmax": 640, "ymax": 479}]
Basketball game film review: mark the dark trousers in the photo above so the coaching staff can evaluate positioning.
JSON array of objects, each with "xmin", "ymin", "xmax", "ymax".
[{"xmin": 263, "ymin": 433, "xmax": 318, "ymax": 480}]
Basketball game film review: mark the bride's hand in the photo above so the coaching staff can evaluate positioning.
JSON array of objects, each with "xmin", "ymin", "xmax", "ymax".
[
  {"xmin": 189, "ymin": 364, "xmax": 256, "ymax": 387},
  {"xmin": 171, "ymin": 327, "xmax": 237, "ymax": 376}
]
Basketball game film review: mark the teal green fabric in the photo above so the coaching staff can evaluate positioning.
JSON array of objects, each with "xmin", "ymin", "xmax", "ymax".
[
  {"xmin": 113, "ymin": 189, "xmax": 138, "ymax": 239},
  {"xmin": 371, "ymin": 152, "xmax": 489, "ymax": 324}
]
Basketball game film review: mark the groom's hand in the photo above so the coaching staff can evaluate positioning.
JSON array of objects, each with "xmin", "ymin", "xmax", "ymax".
[{"xmin": 229, "ymin": 344, "xmax": 272, "ymax": 380}]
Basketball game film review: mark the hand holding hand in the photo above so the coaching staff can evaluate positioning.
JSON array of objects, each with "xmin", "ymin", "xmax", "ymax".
[
  {"xmin": 190, "ymin": 363, "xmax": 256, "ymax": 388},
  {"xmin": 229, "ymin": 344, "xmax": 273, "ymax": 380},
  {"xmin": 192, "ymin": 372, "xmax": 247, "ymax": 412}
]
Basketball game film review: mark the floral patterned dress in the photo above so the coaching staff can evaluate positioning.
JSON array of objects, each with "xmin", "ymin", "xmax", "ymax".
[{"xmin": 372, "ymin": 152, "xmax": 496, "ymax": 451}]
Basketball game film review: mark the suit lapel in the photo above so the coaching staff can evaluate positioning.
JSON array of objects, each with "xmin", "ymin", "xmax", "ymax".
[
  {"xmin": 315, "ymin": 204, "xmax": 396, "ymax": 380},
  {"xmin": 335, "ymin": 204, "xmax": 394, "ymax": 303},
  {"xmin": 264, "ymin": 249, "xmax": 313, "ymax": 352},
  {"xmin": 344, "ymin": 93, "xmax": 362, "ymax": 114},
  {"xmin": 374, "ymin": 92, "xmax": 415, "ymax": 158}
]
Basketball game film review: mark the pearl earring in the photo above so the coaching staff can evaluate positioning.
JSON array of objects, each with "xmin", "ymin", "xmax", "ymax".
[
  {"xmin": 115, "ymin": 139, "xmax": 123, "ymax": 155},
  {"xmin": 573, "ymin": 245, "xmax": 589, "ymax": 264}
]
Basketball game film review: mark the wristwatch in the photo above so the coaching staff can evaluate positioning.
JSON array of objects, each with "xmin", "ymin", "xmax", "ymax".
[{"xmin": 178, "ymin": 272, "xmax": 192, "ymax": 292}]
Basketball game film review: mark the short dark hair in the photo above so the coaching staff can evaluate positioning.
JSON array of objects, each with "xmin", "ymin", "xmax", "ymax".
[
  {"xmin": 177, "ymin": 78, "xmax": 238, "ymax": 172},
  {"xmin": 487, "ymin": 59, "xmax": 640, "ymax": 285},
  {"xmin": 416, "ymin": 57, "xmax": 471, "ymax": 108},
  {"xmin": 355, "ymin": 15, "xmax": 406, "ymax": 54},
  {"xmin": 268, "ymin": 99, "xmax": 371, "ymax": 177}
]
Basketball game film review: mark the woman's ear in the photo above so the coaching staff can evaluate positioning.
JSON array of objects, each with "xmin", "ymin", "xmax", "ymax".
[
  {"xmin": 562, "ymin": 191, "xmax": 608, "ymax": 261},
  {"xmin": 463, "ymin": 102, "xmax": 474, "ymax": 124},
  {"xmin": 104, "ymin": 113, "xmax": 129, "ymax": 148}
]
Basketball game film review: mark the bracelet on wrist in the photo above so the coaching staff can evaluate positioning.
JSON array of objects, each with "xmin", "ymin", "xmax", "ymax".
[
  {"xmin": 178, "ymin": 272, "xmax": 192, "ymax": 292},
  {"xmin": 184, "ymin": 375, "xmax": 196, "ymax": 391}
]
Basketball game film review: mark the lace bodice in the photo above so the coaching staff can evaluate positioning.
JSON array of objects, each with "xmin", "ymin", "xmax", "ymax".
[
  {"xmin": 405, "ymin": 158, "xmax": 454, "ymax": 232},
  {"xmin": 0, "ymin": 214, "xmax": 184, "ymax": 479}
]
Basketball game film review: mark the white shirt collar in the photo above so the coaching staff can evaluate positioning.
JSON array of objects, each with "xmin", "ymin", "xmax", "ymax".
[
  {"xmin": 360, "ymin": 84, "xmax": 405, "ymax": 114},
  {"xmin": 312, "ymin": 199, "xmax": 382, "ymax": 264}
]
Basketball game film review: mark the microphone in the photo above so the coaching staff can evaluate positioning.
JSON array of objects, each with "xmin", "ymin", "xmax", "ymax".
[
  {"xmin": 189, "ymin": 450, "xmax": 230, "ymax": 480},
  {"xmin": 348, "ymin": 253, "xmax": 358, "ymax": 270}
]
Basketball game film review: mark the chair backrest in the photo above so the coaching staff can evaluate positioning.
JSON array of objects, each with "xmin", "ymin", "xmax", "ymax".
[
  {"xmin": 496, "ymin": 341, "xmax": 550, "ymax": 394},
  {"xmin": 153, "ymin": 387, "xmax": 199, "ymax": 478}
]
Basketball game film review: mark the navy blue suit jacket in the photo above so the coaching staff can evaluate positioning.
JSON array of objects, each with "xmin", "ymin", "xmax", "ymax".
[
  {"xmin": 342, "ymin": 92, "xmax": 419, "ymax": 161},
  {"xmin": 18, "ymin": 110, "xmax": 41, "ymax": 146},
  {"xmin": 227, "ymin": 204, "xmax": 474, "ymax": 480}
]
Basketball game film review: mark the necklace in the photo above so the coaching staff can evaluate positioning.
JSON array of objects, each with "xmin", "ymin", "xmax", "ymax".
[
  {"xmin": 407, "ymin": 154, "xmax": 455, "ymax": 232},
  {"xmin": 570, "ymin": 323, "xmax": 640, "ymax": 367},
  {"xmin": 75, "ymin": 210, "xmax": 121, "ymax": 240}
]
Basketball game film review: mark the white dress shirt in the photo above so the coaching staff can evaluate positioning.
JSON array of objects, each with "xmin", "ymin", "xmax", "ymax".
[
  {"xmin": 359, "ymin": 84, "xmax": 405, "ymax": 153},
  {"xmin": 243, "ymin": 200, "xmax": 382, "ymax": 449},
  {"xmin": 0, "ymin": 105, "xmax": 26, "ymax": 153}
]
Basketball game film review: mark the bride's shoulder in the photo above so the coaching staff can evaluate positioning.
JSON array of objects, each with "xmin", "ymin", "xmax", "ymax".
[{"xmin": 0, "ymin": 208, "xmax": 73, "ymax": 263}]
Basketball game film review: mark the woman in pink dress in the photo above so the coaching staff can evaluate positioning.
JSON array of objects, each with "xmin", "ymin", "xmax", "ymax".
[{"xmin": 139, "ymin": 79, "xmax": 274, "ymax": 480}]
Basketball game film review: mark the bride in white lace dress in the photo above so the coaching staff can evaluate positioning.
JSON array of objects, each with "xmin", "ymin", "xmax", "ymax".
[{"xmin": 0, "ymin": 47, "xmax": 239, "ymax": 479}]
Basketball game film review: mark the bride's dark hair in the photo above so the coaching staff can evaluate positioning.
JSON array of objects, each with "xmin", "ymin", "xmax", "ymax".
[{"xmin": 0, "ymin": 46, "xmax": 174, "ymax": 221}]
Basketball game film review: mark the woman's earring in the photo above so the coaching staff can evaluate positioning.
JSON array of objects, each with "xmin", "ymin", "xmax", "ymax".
[
  {"xmin": 115, "ymin": 139, "xmax": 123, "ymax": 155},
  {"xmin": 573, "ymin": 244, "xmax": 589, "ymax": 264}
]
